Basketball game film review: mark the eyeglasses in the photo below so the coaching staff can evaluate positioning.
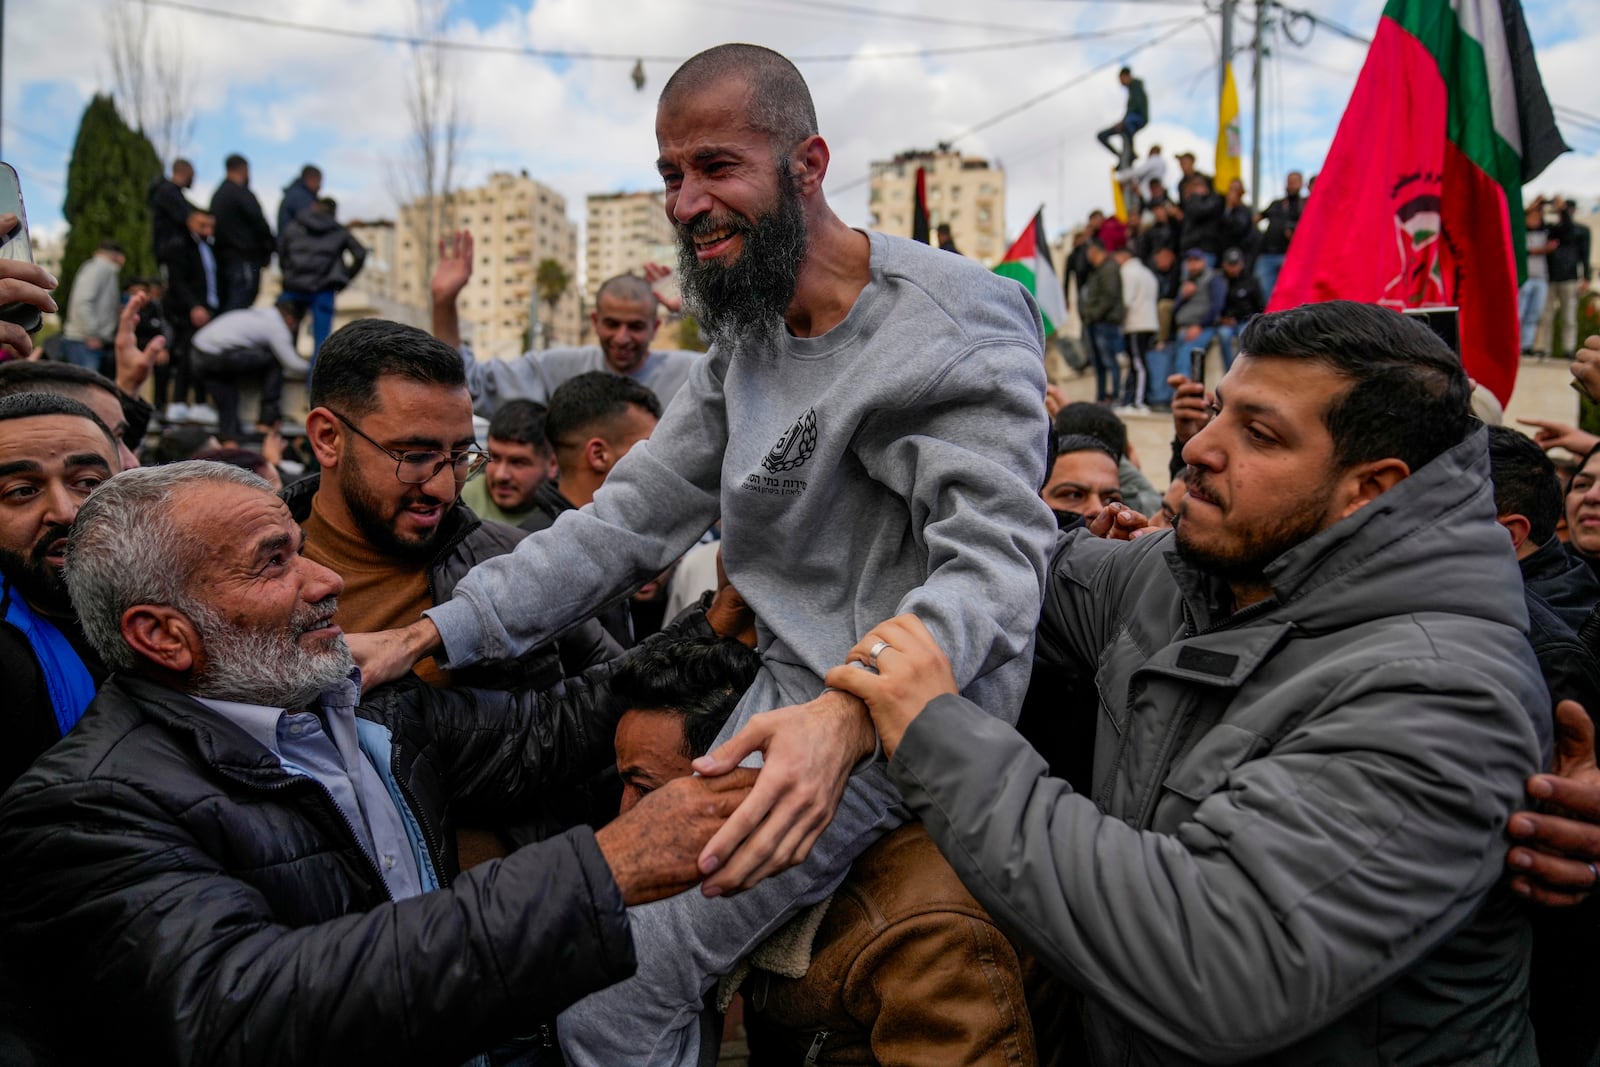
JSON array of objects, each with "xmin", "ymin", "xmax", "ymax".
[{"xmin": 326, "ymin": 410, "xmax": 489, "ymax": 485}]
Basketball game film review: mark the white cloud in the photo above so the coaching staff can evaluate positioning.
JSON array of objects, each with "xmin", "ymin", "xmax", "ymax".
[{"xmin": 7, "ymin": 0, "xmax": 1596, "ymax": 265}]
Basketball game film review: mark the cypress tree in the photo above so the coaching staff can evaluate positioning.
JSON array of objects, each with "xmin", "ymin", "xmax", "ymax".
[{"xmin": 59, "ymin": 94, "xmax": 161, "ymax": 315}]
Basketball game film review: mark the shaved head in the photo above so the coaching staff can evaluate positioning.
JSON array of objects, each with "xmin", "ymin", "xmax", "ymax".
[
  {"xmin": 660, "ymin": 43, "xmax": 818, "ymax": 155},
  {"xmin": 597, "ymin": 274, "xmax": 656, "ymax": 307}
]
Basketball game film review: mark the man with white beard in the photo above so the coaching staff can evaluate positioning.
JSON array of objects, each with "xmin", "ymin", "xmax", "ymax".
[{"xmin": 0, "ymin": 461, "xmax": 757, "ymax": 1065}]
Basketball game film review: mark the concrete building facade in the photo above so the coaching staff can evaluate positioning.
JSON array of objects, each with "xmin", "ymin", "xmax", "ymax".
[
  {"xmin": 868, "ymin": 148, "xmax": 1007, "ymax": 265},
  {"xmin": 395, "ymin": 171, "xmax": 581, "ymax": 359},
  {"xmin": 346, "ymin": 219, "xmax": 397, "ymax": 305},
  {"xmin": 585, "ymin": 190, "xmax": 675, "ymax": 309}
]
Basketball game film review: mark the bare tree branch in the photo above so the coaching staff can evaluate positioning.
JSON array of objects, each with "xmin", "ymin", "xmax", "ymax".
[
  {"xmin": 105, "ymin": 1, "xmax": 196, "ymax": 163},
  {"xmin": 395, "ymin": 0, "xmax": 467, "ymax": 302}
]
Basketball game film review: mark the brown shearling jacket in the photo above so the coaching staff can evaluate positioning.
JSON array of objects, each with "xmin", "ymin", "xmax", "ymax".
[{"xmin": 743, "ymin": 823, "xmax": 1036, "ymax": 1066}]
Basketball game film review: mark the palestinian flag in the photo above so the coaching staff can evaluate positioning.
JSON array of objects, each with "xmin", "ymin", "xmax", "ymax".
[
  {"xmin": 912, "ymin": 166, "xmax": 931, "ymax": 244},
  {"xmin": 1269, "ymin": 0, "xmax": 1566, "ymax": 404},
  {"xmin": 995, "ymin": 209, "xmax": 1069, "ymax": 336}
]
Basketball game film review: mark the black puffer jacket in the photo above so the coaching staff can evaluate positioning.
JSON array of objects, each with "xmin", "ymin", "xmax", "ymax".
[
  {"xmin": 282, "ymin": 475, "xmax": 619, "ymax": 691},
  {"xmin": 0, "ymin": 658, "xmax": 649, "ymax": 1066},
  {"xmin": 280, "ymin": 209, "xmax": 367, "ymax": 293}
]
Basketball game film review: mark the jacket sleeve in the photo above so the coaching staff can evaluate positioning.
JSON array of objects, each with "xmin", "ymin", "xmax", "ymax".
[
  {"xmin": 846, "ymin": 911, "xmax": 1036, "ymax": 1066},
  {"xmin": 1202, "ymin": 276, "xmax": 1227, "ymax": 326},
  {"xmin": 459, "ymin": 343, "xmax": 548, "ymax": 416},
  {"xmin": 890, "ymin": 660, "xmax": 1539, "ymax": 1063},
  {"xmin": 343, "ymin": 233, "xmax": 367, "ymax": 280},
  {"xmin": 1033, "ymin": 526, "xmax": 1132, "ymax": 679},
  {"xmin": 0, "ymin": 780, "xmax": 634, "ymax": 1067},
  {"xmin": 409, "ymin": 610, "xmax": 713, "ymax": 807},
  {"xmin": 854, "ymin": 331, "xmax": 1056, "ymax": 701},
  {"xmin": 427, "ymin": 351, "xmax": 728, "ymax": 668},
  {"xmin": 267, "ymin": 320, "xmax": 311, "ymax": 375}
]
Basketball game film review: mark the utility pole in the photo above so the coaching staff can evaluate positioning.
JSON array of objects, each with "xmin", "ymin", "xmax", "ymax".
[{"xmin": 1251, "ymin": 0, "xmax": 1267, "ymax": 211}]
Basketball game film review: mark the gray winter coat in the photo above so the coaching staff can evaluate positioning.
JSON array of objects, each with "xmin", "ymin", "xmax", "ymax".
[{"xmin": 890, "ymin": 426, "xmax": 1548, "ymax": 1065}]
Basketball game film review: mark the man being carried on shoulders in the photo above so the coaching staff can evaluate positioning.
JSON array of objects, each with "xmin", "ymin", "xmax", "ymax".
[{"xmin": 356, "ymin": 43, "xmax": 1056, "ymax": 1065}]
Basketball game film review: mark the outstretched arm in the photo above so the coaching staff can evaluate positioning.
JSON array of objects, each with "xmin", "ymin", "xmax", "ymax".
[
  {"xmin": 430, "ymin": 229, "xmax": 473, "ymax": 351},
  {"xmin": 836, "ymin": 623, "xmax": 1539, "ymax": 1060}
]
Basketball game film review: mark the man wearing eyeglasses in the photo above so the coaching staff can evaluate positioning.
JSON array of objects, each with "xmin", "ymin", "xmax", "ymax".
[{"xmin": 282, "ymin": 319, "xmax": 635, "ymax": 863}]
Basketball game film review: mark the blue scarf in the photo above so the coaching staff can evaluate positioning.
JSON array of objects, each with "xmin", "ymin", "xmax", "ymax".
[{"xmin": 2, "ymin": 578, "xmax": 96, "ymax": 737}]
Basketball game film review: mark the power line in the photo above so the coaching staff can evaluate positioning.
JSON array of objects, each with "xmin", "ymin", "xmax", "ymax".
[
  {"xmin": 1006, "ymin": 0, "xmax": 1206, "ymax": 6},
  {"xmin": 748, "ymin": 0, "xmax": 1083, "ymax": 38},
  {"xmin": 3, "ymin": 122, "xmax": 72, "ymax": 154},
  {"xmin": 827, "ymin": 14, "xmax": 1209, "ymax": 195},
  {"xmin": 139, "ymin": 0, "xmax": 684, "ymax": 61},
  {"xmin": 137, "ymin": 0, "xmax": 1191, "ymax": 65},
  {"xmin": 948, "ymin": 15, "xmax": 1209, "ymax": 142},
  {"xmin": 1556, "ymin": 103, "xmax": 1600, "ymax": 128}
]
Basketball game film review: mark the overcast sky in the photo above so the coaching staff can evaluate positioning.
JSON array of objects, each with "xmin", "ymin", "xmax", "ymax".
[{"xmin": 7, "ymin": 0, "xmax": 1598, "ymax": 261}]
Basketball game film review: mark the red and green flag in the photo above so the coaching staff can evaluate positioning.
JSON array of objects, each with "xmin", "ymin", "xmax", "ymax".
[
  {"xmin": 911, "ymin": 166, "xmax": 931, "ymax": 244},
  {"xmin": 995, "ymin": 209, "xmax": 1069, "ymax": 336},
  {"xmin": 1269, "ymin": 0, "xmax": 1567, "ymax": 404}
]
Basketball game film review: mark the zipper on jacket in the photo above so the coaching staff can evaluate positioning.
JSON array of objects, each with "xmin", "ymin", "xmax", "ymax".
[
  {"xmin": 219, "ymin": 768, "xmax": 395, "ymax": 902},
  {"xmin": 388, "ymin": 726, "xmax": 450, "ymax": 886},
  {"xmin": 804, "ymin": 1031, "xmax": 830, "ymax": 1065}
]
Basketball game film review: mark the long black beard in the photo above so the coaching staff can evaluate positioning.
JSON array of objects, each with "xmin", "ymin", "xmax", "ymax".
[{"xmin": 675, "ymin": 162, "xmax": 807, "ymax": 350}]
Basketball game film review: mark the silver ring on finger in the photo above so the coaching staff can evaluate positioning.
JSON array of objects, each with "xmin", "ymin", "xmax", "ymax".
[
  {"xmin": 867, "ymin": 639, "xmax": 892, "ymax": 670},
  {"xmin": 1588, "ymin": 862, "xmax": 1598, "ymax": 887}
]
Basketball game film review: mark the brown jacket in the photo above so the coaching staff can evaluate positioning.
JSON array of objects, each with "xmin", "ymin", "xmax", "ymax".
[{"xmin": 744, "ymin": 823, "xmax": 1036, "ymax": 1065}]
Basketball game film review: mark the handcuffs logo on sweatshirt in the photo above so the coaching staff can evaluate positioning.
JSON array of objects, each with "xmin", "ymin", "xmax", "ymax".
[{"xmin": 742, "ymin": 407, "xmax": 816, "ymax": 498}]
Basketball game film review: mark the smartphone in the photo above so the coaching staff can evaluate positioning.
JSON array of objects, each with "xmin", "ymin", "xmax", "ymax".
[
  {"xmin": 1401, "ymin": 306, "xmax": 1461, "ymax": 359},
  {"xmin": 1189, "ymin": 345, "xmax": 1205, "ymax": 384},
  {"xmin": 0, "ymin": 163, "xmax": 41, "ymax": 335}
]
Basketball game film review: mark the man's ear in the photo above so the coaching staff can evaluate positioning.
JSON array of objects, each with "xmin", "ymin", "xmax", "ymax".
[
  {"xmin": 584, "ymin": 436, "xmax": 611, "ymax": 475},
  {"xmin": 121, "ymin": 605, "xmax": 204, "ymax": 675},
  {"xmin": 305, "ymin": 407, "xmax": 342, "ymax": 469},
  {"xmin": 790, "ymin": 135, "xmax": 830, "ymax": 197},
  {"xmin": 1496, "ymin": 513, "xmax": 1534, "ymax": 553},
  {"xmin": 1337, "ymin": 458, "xmax": 1411, "ymax": 520}
]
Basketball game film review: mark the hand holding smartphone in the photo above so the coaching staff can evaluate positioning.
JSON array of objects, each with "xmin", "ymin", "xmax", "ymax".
[{"xmin": 0, "ymin": 163, "xmax": 60, "ymax": 357}]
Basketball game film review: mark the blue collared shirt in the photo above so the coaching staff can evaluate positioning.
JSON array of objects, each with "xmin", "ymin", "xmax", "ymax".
[
  {"xmin": 196, "ymin": 675, "xmax": 424, "ymax": 901},
  {"xmin": 196, "ymin": 236, "xmax": 219, "ymax": 308}
]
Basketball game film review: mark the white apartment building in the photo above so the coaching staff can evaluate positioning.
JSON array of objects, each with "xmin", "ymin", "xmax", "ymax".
[
  {"xmin": 868, "ymin": 148, "xmax": 1007, "ymax": 265},
  {"xmin": 396, "ymin": 171, "xmax": 581, "ymax": 358},
  {"xmin": 585, "ymin": 190, "xmax": 675, "ymax": 310}
]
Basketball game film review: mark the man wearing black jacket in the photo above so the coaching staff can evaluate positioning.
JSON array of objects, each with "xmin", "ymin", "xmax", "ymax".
[
  {"xmin": 209, "ymin": 154, "xmax": 275, "ymax": 312},
  {"xmin": 159, "ymin": 209, "xmax": 220, "ymax": 414},
  {"xmin": 146, "ymin": 158, "xmax": 195, "ymax": 260},
  {"xmin": 1543, "ymin": 197, "xmax": 1593, "ymax": 360},
  {"xmin": 1254, "ymin": 171, "xmax": 1304, "ymax": 302},
  {"xmin": 0, "ymin": 394, "xmax": 122, "ymax": 793},
  {"xmin": 1172, "ymin": 173, "xmax": 1224, "ymax": 266},
  {"xmin": 281, "ymin": 198, "xmax": 367, "ymax": 360},
  {"xmin": 0, "ymin": 460, "xmax": 756, "ymax": 1066}
]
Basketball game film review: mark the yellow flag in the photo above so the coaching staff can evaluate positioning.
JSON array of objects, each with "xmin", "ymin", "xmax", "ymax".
[
  {"xmin": 1111, "ymin": 167, "xmax": 1129, "ymax": 223},
  {"xmin": 1215, "ymin": 61, "xmax": 1242, "ymax": 191}
]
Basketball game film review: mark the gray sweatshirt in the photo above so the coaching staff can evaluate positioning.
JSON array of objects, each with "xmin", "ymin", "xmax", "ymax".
[
  {"xmin": 64, "ymin": 255, "xmax": 121, "ymax": 343},
  {"xmin": 428, "ymin": 230, "xmax": 1057, "ymax": 725},
  {"xmin": 539, "ymin": 347, "xmax": 702, "ymax": 412},
  {"xmin": 191, "ymin": 307, "xmax": 310, "ymax": 375},
  {"xmin": 459, "ymin": 344, "xmax": 702, "ymax": 416}
]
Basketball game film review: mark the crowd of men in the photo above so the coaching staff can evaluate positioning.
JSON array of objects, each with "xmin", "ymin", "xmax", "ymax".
[
  {"xmin": 3, "ymin": 40, "xmax": 1600, "ymax": 1067},
  {"xmin": 1078, "ymin": 128, "xmax": 1307, "ymax": 411},
  {"xmin": 140, "ymin": 156, "xmax": 366, "ymax": 425}
]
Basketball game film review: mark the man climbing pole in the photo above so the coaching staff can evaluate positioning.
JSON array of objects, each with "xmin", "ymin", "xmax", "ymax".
[{"xmin": 1097, "ymin": 67, "xmax": 1149, "ymax": 169}]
